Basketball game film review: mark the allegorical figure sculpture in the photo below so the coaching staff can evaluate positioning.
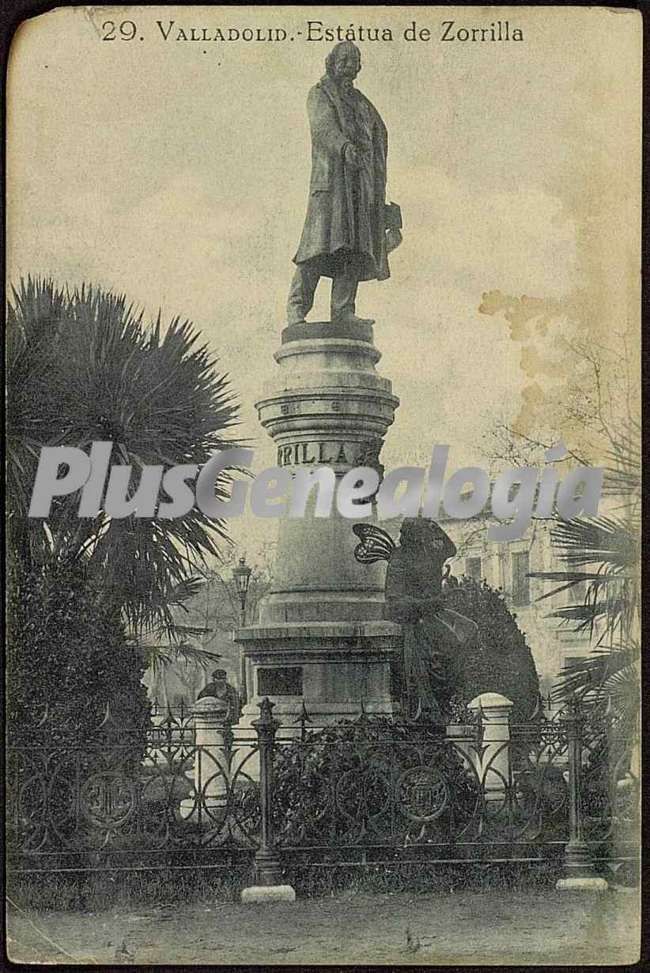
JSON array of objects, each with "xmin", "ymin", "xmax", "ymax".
[
  {"xmin": 354, "ymin": 519, "xmax": 478, "ymax": 722},
  {"xmin": 287, "ymin": 40, "xmax": 402, "ymax": 327}
]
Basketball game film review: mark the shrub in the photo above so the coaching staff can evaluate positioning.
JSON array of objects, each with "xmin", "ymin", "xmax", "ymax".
[
  {"xmin": 443, "ymin": 578, "xmax": 540, "ymax": 723},
  {"xmin": 272, "ymin": 718, "xmax": 480, "ymax": 848},
  {"xmin": 7, "ymin": 558, "xmax": 150, "ymax": 744}
]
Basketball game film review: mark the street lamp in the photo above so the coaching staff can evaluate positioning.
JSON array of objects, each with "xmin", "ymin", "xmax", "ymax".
[
  {"xmin": 232, "ymin": 556, "xmax": 252, "ymax": 707},
  {"xmin": 232, "ymin": 556, "xmax": 252, "ymax": 626}
]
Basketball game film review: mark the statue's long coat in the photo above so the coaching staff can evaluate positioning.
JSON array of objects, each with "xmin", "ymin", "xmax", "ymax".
[{"xmin": 293, "ymin": 75, "xmax": 390, "ymax": 282}]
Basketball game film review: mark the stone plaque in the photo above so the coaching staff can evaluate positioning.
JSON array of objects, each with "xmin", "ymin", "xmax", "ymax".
[{"xmin": 257, "ymin": 667, "xmax": 303, "ymax": 697}]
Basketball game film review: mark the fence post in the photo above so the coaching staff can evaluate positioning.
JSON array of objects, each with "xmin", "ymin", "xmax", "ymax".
[
  {"xmin": 468, "ymin": 692, "xmax": 513, "ymax": 805},
  {"xmin": 239, "ymin": 652, "xmax": 248, "ymax": 709},
  {"xmin": 241, "ymin": 697, "xmax": 296, "ymax": 903},
  {"xmin": 179, "ymin": 696, "xmax": 229, "ymax": 823},
  {"xmin": 556, "ymin": 695, "xmax": 607, "ymax": 890}
]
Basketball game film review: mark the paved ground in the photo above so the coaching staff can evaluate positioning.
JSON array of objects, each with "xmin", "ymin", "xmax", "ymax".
[{"xmin": 6, "ymin": 886, "xmax": 639, "ymax": 966}]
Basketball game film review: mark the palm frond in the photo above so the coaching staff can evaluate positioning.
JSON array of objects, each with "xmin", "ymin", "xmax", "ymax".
[
  {"xmin": 7, "ymin": 275, "xmax": 243, "ymax": 634},
  {"xmin": 601, "ymin": 663, "xmax": 639, "ymax": 703},
  {"xmin": 546, "ymin": 588, "xmax": 629, "ymax": 644},
  {"xmin": 549, "ymin": 516, "xmax": 637, "ymax": 572},
  {"xmin": 529, "ymin": 570, "xmax": 631, "ymax": 604},
  {"xmin": 544, "ymin": 422, "xmax": 640, "ymax": 726},
  {"xmin": 601, "ymin": 417, "xmax": 641, "ymax": 499},
  {"xmin": 552, "ymin": 645, "xmax": 637, "ymax": 702},
  {"xmin": 142, "ymin": 642, "xmax": 222, "ymax": 675}
]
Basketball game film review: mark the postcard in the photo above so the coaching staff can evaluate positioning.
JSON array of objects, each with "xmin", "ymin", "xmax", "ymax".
[{"xmin": 6, "ymin": 5, "xmax": 641, "ymax": 965}]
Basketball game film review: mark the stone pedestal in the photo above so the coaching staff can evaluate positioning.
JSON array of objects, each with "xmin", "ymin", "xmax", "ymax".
[{"xmin": 235, "ymin": 321, "xmax": 402, "ymax": 729}]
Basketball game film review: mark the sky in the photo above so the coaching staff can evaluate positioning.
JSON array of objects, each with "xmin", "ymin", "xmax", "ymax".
[{"xmin": 7, "ymin": 5, "xmax": 641, "ymax": 556}]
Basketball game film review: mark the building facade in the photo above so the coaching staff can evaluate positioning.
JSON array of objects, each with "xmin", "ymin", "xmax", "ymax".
[{"xmin": 442, "ymin": 514, "xmax": 590, "ymax": 696}]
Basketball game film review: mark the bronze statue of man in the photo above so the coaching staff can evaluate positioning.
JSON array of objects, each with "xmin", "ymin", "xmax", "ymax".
[{"xmin": 287, "ymin": 41, "xmax": 402, "ymax": 327}]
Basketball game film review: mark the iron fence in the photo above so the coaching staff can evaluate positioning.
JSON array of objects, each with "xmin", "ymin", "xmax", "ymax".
[
  {"xmin": 7, "ymin": 704, "xmax": 261, "ymax": 874},
  {"xmin": 6, "ymin": 696, "xmax": 638, "ymax": 885}
]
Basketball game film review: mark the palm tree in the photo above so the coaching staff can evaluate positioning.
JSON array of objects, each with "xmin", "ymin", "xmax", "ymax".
[
  {"xmin": 7, "ymin": 276, "xmax": 243, "ymax": 666},
  {"xmin": 528, "ymin": 419, "xmax": 640, "ymax": 732}
]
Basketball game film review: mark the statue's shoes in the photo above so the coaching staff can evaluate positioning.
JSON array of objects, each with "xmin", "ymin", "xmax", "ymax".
[{"xmin": 332, "ymin": 314, "xmax": 375, "ymax": 327}]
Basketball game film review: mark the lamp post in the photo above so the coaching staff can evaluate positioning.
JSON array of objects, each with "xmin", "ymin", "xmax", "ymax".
[{"xmin": 233, "ymin": 556, "xmax": 252, "ymax": 706}]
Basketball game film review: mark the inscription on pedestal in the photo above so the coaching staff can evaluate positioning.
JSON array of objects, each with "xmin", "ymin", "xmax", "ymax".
[
  {"xmin": 280, "ymin": 402, "xmax": 301, "ymax": 416},
  {"xmin": 277, "ymin": 441, "xmax": 381, "ymax": 468}
]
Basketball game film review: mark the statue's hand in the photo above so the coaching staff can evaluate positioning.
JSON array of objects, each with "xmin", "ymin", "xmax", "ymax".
[
  {"xmin": 386, "ymin": 227, "xmax": 402, "ymax": 253},
  {"xmin": 385, "ymin": 202, "xmax": 402, "ymax": 230},
  {"xmin": 385, "ymin": 202, "xmax": 403, "ymax": 253}
]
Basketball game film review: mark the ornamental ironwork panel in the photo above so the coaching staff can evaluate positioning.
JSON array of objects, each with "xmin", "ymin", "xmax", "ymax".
[
  {"xmin": 271, "ymin": 716, "xmax": 573, "ymax": 851},
  {"xmin": 6, "ymin": 698, "xmax": 637, "ymax": 875},
  {"xmin": 7, "ymin": 704, "xmax": 261, "ymax": 870}
]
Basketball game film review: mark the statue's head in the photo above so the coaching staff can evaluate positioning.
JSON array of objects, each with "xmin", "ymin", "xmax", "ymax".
[
  {"xmin": 325, "ymin": 41, "xmax": 362, "ymax": 85},
  {"xmin": 399, "ymin": 517, "xmax": 457, "ymax": 560},
  {"xmin": 211, "ymin": 668, "xmax": 227, "ymax": 685},
  {"xmin": 399, "ymin": 517, "xmax": 426, "ymax": 549}
]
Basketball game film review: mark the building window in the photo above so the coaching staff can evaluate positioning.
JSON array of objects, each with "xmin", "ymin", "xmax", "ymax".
[
  {"xmin": 512, "ymin": 551, "xmax": 530, "ymax": 606},
  {"xmin": 465, "ymin": 556, "xmax": 482, "ymax": 581}
]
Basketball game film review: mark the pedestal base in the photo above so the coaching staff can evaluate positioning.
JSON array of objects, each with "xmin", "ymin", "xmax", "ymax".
[
  {"xmin": 556, "ymin": 877, "xmax": 609, "ymax": 891},
  {"xmin": 556, "ymin": 840, "xmax": 608, "ymax": 890},
  {"xmin": 241, "ymin": 885, "xmax": 296, "ymax": 903},
  {"xmin": 236, "ymin": 619, "xmax": 403, "ymax": 731}
]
